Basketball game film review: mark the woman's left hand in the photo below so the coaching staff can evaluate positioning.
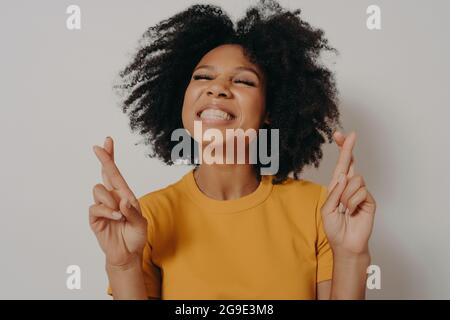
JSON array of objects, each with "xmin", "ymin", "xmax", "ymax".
[{"xmin": 321, "ymin": 131, "xmax": 376, "ymax": 257}]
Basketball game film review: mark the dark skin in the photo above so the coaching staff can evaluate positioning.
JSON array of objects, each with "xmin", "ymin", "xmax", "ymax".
[
  {"xmin": 90, "ymin": 44, "xmax": 376, "ymax": 300},
  {"xmin": 182, "ymin": 44, "xmax": 268, "ymax": 200}
]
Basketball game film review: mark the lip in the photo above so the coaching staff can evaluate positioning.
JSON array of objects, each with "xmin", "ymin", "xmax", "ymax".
[{"xmin": 196, "ymin": 103, "xmax": 237, "ymax": 119}]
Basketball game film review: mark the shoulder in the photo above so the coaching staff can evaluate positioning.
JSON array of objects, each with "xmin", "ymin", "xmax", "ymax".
[
  {"xmin": 139, "ymin": 176, "xmax": 185, "ymax": 205},
  {"xmin": 269, "ymin": 176, "xmax": 328, "ymax": 236},
  {"xmin": 270, "ymin": 176, "xmax": 328, "ymax": 226},
  {"xmin": 136, "ymin": 174, "xmax": 188, "ymax": 220},
  {"xmin": 271, "ymin": 176, "xmax": 327, "ymax": 204}
]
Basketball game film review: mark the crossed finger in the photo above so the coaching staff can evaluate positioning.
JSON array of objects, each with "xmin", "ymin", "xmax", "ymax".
[
  {"xmin": 327, "ymin": 131, "xmax": 356, "ymax": 194},
  {"xmin": 102, "ymin": 137, "xmax": 114, "ymax": 190},
  {"xmin": 333, "ymin": 131, "xmax": 356, "ymax": 177},
  {"xmin": 93, "ymin": 139, "xmax": 139, "ymax": 209}
]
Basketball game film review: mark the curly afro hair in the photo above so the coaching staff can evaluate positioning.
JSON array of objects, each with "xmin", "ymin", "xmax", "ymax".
[{"xmin": 114, "ymin": 0, "xmax": 341, "ymax": 184}]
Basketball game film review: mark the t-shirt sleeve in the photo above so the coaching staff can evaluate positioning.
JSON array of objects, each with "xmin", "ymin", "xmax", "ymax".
[
  {"xmin": 107, "ymin": 197, "xmax": 162, "ymax": 299},
  {"xmin": 315, "ymin": 185, "xmax": 334, "ymax": 283}
]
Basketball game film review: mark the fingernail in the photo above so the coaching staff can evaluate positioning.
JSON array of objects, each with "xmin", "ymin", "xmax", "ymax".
[
  {"xmin": 338, "ymin": 202, "xmax": 344, "ymax": 213},
  {"xmin": 338, "ymin": 173, "xmax": 345, "ymax": 184},
  {"xmin": 345, "ymin": 208, "xmax": 350, "ymax": 215},
  {"xmin": 112, "ymin": 211, "xmax": 122, "ymax": 220}
]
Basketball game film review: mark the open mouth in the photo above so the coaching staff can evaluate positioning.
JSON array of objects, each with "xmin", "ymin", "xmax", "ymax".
[{"xmin": 196, "ymin": 108, "xmax": 236, "ymax": 121}]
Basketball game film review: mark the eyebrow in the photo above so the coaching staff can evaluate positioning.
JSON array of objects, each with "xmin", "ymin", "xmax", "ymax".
[{"xmin": 194, "ymin": 64, "xmax": 261, "ymax": 81}]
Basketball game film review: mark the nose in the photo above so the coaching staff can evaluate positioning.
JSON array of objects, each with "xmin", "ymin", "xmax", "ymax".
[{"xmin": 206, "ymin": 79, "xmax": 231, "ymax": 98}]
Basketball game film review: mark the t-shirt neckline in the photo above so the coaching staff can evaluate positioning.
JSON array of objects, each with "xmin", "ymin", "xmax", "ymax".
[{"xmin": 182, "ymin": 168, "xmax": 274, "ymax": 214}]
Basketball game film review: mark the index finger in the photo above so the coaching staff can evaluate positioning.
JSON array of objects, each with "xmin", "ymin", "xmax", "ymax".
[
  {"xmin": 332, "ymin": 131, "xmax": 356, "ymax": 181},
  {"xmin": 333, "ymin": 131, "xmax": 356, "ymax": 178},
  {"xmin": 104, "ymin": 136, "xmax": 114, "ymax": 161},
  {"xmin": 93, "ymin": 145, "xmax": 131, "ymax": 193}
]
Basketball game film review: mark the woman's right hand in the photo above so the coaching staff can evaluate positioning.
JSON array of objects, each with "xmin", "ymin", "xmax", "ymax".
[{"xmin": 89, "ymin": 137, "xmax": 148, "ymax": 268}]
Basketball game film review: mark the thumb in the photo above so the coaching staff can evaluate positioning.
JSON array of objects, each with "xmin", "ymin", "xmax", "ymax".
[
  {"xmin": 119, "ymin": 197, "xmax": 141, "ymax": 223},
  {"xmin": 322, "ymin": 173, "xmax": 347, "ymax": 215}
]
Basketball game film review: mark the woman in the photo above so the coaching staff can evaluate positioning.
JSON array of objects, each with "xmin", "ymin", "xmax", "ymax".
[{"xmin": 90, "ymin": 0, "xmax": 376, "ymax": 300}]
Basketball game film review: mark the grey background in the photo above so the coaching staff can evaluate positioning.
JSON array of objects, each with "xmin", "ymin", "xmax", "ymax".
[{"xmin": 0, "ymin": 0, "xmax": 449, "ymax": 299}]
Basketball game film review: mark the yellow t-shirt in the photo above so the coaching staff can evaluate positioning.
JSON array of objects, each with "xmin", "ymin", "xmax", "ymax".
[{"xmin": 108, "ymin": 169, "xmax": 333, "ymax": 299}]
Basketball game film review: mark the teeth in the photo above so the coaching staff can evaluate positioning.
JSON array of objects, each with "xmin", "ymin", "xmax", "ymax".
[{"xmin": 199, "ymin": 108, "xmax": 233, "ymax": 120}]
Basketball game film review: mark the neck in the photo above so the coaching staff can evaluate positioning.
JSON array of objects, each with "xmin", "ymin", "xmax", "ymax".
[{"xmin": 193, "ymin": 164, "xmax": 260, "ymax": 200}]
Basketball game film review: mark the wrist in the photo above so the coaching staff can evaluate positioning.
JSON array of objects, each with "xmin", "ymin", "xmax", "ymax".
[
  {"xmin": 333, "ymin": 250, "xmax": 371, "ymax": 266},
  {"xmin": 106, "ymin": 253, "xmax": 142, "ymax": 273},
  {"xmin": 331, "ymin": 242, "xmax": 370, "ymax": 259},
  {"xmin": 105, "ymin": 253, "xmax": 148, "ymax": 300}
]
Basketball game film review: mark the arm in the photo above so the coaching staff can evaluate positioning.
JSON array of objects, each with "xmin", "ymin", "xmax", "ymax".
[
  {"xmin": 317, "ymin": 253, "xmax": 370, "ymax": 300},
  {"xmin": 319, "ymin": 131, "xmax": 376, "ymax": 300},
  {"xmin": 330, "ymin": 252, "xmax": 370, "ymax": 299},
  {"xmin": 106, "ymin": 254, "xmax": 148, "ymax": 300},
  {"xmin": 90, "ymin": 138, "xmax": 150, "ymax": 300},
  {"xmin": 317, "ymin": 280, "xmax": 331, "ymax": 300}
]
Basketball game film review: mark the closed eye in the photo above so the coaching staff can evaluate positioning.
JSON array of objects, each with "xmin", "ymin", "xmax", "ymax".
[
  {"xmin": 192, "ymin": 74, "xmax": 256, "ymax": 87},
  {"xmin": 234, "ymin": 79, "xmax": 255, "ymax": 86},
  {"xmin": 193, "ymin": 74, "xmax": 212, "ymax": 80}
]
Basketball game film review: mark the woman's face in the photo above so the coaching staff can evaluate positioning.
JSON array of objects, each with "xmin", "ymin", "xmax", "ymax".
[{"xmin": 182, "ymin": 44, "xmax": 267, "ymax": 144}]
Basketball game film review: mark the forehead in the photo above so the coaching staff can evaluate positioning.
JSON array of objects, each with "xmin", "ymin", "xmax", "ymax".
[{"xmin": 196, "ymin": 44, "xmax": 262, "ymax": 74}]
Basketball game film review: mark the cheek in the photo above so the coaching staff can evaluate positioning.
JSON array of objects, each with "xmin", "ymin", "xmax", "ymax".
[
  {"xmin": 238, "ymin": 91, "xmax": 266, "ymax": 128},
  {"xmin": 181, "ymin": 83, "xmax": 200, "ymax": 134}
]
